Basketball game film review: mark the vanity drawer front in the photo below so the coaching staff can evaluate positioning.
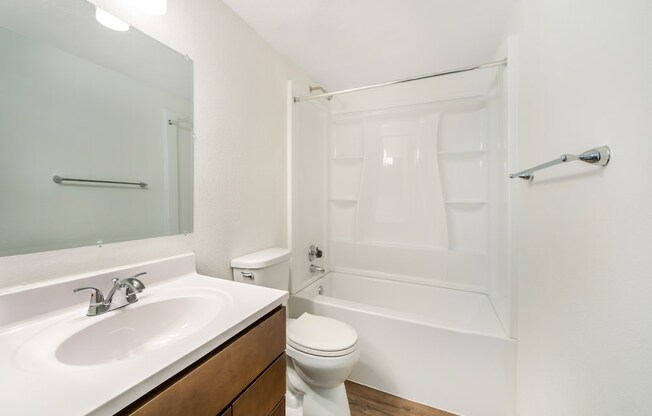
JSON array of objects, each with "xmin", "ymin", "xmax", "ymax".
[
  {"xmin": 269, "ymin": 397, "xmax": 286, "ymax": 416},
  {"xmin": 123, "ymin": 307, "xmax": 285, "ymax": 416},
  {"xmin": 232, "ymin": 354, "xmax": 286, "ymax": 416}
]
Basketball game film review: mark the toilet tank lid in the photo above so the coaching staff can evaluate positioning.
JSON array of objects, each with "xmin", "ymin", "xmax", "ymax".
[{"xmin": 231, "ymin": 248, "xmax": 291, "ymax": 269}]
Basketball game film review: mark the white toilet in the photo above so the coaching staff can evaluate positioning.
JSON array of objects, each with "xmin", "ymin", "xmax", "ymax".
[{"xmin": 231, "ymin": 248, "xmax": 359, "ymax": 416}]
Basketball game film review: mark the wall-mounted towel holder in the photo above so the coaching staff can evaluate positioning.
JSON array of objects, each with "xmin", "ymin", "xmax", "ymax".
[
  {"xmin": 53, "ymin": 175, "xmax": 148, "ymax": 188},
  {"xmin": 509, "ymin": 145, "xmax": 611, "ymax": 182}
]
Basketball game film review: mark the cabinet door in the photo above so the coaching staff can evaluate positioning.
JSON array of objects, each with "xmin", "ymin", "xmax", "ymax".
[
  {"xmin": 120, "ymin": 307, "xmax": 285, "ymax": 416},
  {"xmin": 232, "ymin": 354, "xmax": 286, "ymax": 416},
  {"xmin": 269, "ymin": 398, "xmax": 285, "ymax": 416},
  {"xmin": 220, "ymin": 407, "xmax": 232, "ymax": 416}
]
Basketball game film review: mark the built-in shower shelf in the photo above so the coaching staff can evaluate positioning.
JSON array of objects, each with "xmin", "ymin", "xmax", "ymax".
[
  {"xmin": 445, "ymin": 200, "xmax": 486, "ymax": 206},
  {"xmin": 438, "ymin": 150, "xmax": 486, "ymax": 156},
  {"xmin": 331, "ymin": 156, "xmax": 364, "ymax": 161},
  {"xmin": 330, "ymin": 198, "xmax": 358, "ymax": 203},
  {"xmin": 448, "ymin": 249, "xmax": 487, "ymax": 256}
]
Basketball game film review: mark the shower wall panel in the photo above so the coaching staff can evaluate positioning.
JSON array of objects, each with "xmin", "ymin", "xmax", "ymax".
[
  {"xmin": 290, "ymin": 98, "xmax": 330, "ymax": 293},
  {"xmin": 353, "ymin": 111, "xmax": 447, "ymax": 249},
  {"xmin": 329, "ymin": 97, "xmax": 493, "ymax": 292},
  {"xmin": 486, "ymin": 64, "xmax": 513, "ymax": 336}
]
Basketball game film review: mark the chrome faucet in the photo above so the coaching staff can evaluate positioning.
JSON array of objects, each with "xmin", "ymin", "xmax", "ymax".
[
  {"xmin": 73, "ymin": 272, "xmax": 146, "ymax": 316},
  {"xmin": 310, "ymin": 264, "xmax": 325, "ymax": 274}
]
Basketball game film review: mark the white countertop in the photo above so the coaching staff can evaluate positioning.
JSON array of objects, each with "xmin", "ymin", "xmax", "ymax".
[{"xmin": 0, "ymin": 253, "xmax": 288, "ymax": 415}]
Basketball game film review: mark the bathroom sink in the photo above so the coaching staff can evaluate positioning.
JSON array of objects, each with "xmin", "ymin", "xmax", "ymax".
[
  {"xmin": 13, "ymin": 287, "xmax": 232, "ymax": 370},
  {"xmin": 1, "ymin": 254, "xmax": 288, "ymax": 415},
  {"xmin": 55, "ymin": 296, "xmax": 223, "ymax": 366}
]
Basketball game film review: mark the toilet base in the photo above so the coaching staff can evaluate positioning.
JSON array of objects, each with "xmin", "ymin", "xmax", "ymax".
[
  {"xmin": 286, "ymin": 384, "xmax": 351, "ymax": 416},
  {"xmin": 287, "ymin": 359, "xmax": 353, "ymax": 416},
  {"xmin": 303, "ymin": 384, "xmax": 351, "ymax": 416}
]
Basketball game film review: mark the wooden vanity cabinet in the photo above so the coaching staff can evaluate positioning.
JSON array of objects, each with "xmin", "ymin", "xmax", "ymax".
[{"xmin": 119, "ymin": 306, "xmax": 286, "ymax": 416}]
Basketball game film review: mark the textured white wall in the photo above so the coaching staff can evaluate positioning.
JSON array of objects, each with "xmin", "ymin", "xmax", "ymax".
[
  {"xmin": 507, "ymin": 0, "xmax": 652, "ymax": 414},
  {"xmin": 0, "ymin": 0, "xmax": 312, "ymax": 289}
]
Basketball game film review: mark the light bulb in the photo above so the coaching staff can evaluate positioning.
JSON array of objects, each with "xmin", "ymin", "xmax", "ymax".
[{"xmin": 95, "ymin": 7, "xmax": 129, "ymax": 31}]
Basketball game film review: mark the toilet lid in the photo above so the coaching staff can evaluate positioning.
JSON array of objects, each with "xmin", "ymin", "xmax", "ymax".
[{"xmin": 287, "ymin": 313, "xmax": 358, "ymax": 357}]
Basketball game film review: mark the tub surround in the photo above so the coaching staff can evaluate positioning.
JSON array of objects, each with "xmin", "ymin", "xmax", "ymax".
[
  {"xmin": 0, "ymin": 253, "xmax": 288, "ymax": 415},
  {"xmin": 326, "ymin": 71, "xmax": 510, "ymax": 299},
  {"xmin": 287, "ymin": 47, "xmax": 515, "ymax": 416}
]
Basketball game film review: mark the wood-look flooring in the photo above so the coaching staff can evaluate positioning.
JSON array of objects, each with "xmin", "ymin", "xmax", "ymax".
[{"xmin": 346, "ymin": 381, "xmax": 457, "ymax": 416}]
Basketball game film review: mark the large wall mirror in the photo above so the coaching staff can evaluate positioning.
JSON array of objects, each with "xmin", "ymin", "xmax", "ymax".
[{"xmin": 0, "ymin": 0, "xmax": 193, "ymax": 256}]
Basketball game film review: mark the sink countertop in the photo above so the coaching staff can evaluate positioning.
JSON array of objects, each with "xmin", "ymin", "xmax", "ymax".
[{"xmin": 0, "ymin": 253, "xmax": 288, "ymax": 415}]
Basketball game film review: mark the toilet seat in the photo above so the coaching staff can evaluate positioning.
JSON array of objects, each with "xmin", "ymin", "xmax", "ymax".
[{"xmin": 287, "ymin": 313, "xmax": 358, "ymax": 357}]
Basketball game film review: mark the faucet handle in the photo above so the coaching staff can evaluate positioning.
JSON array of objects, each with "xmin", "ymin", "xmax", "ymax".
[
  {"xmin": 125, "ymin": 272, "xmax": 146, "ymax": 293},
  {"xmin": 73, "ymin": 287, "xmax": 105, "ymax": 316},
  {"xmin": 120, "ymin": 280, "xmax": 139, "ymax": 303},
  {"xmin": 120, "ymin": 272, "xmax": 146, "ymax": 303},
  {"xmin": 73, "ymin": 287, "xmax": 104, "ymax": 304},
  {"xmin": 308, "ymin": 245, "xmax": 323, "ymax": 261}
]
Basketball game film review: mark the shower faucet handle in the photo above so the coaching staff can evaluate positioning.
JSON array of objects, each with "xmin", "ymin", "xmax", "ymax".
[{"xmin": 308, "ymin": 245, "xmax": 323, "ymax": 261}]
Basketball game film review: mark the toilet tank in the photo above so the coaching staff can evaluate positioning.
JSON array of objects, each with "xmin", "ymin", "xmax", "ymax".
[{"xmin": 231, "ymin": 248, "xmax": 291, "ymax": 291}]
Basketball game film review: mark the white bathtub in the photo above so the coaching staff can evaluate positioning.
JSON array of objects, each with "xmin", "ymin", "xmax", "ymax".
[{"xmin": 289, "ymin": 272, "xmax": 515, "ymax": 416}]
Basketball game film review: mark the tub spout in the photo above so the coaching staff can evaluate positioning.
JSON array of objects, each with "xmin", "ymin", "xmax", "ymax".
[{"xmin": 310, "ymin": 264, "xmax": 325, "ymax": 274}]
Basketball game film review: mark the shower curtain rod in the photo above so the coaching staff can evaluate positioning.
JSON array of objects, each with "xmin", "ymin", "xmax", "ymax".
[{"xmin": 294, "ymin": 58, "xmax": 507, "ymax": 103}]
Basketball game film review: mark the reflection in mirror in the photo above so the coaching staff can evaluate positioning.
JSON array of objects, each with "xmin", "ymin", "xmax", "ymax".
[{"xmin": 0, "ymin": 0, "xmax": 193, "ymax": 257}]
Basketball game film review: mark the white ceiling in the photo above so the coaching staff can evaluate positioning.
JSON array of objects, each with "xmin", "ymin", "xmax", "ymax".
[{"xmin": 224, "ymin": 0, "xmax": 516, "ymax": 91}]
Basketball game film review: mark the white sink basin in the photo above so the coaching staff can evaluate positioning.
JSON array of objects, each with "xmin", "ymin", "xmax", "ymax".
[
  {"xmin": 0, "ymin": 253, "xmax": 288, "ymax": 416},
  {"xmin": 14, "ymin": 286, "xmax": 232, "ymax": 371},
  {"xmin": 55, "ymin": 296, "xmax": 223, "ymax": 366}
]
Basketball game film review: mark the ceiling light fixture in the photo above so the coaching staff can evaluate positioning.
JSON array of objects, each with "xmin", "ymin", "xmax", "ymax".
[{"xmin": 95, "ymin": 7, "xmax": 130, "ymax": 31}]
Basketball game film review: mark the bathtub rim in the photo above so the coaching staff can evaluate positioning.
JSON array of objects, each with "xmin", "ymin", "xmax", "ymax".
[
  {"xmin": 295, "ymin": 264, "xmax": 491, "ymax": 295},
  {"xmin": 292, "ymin": 271, "xmax": 512, "ymax": 340}
]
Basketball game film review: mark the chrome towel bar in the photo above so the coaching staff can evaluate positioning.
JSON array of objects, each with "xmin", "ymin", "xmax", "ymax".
[
  {"xmin": 52, "ymin": 175, "xmax": 148, "ymax": 188},
  {"xmin": 509, "ymin": 145, "xmax": 611, "ymax": 181}
]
